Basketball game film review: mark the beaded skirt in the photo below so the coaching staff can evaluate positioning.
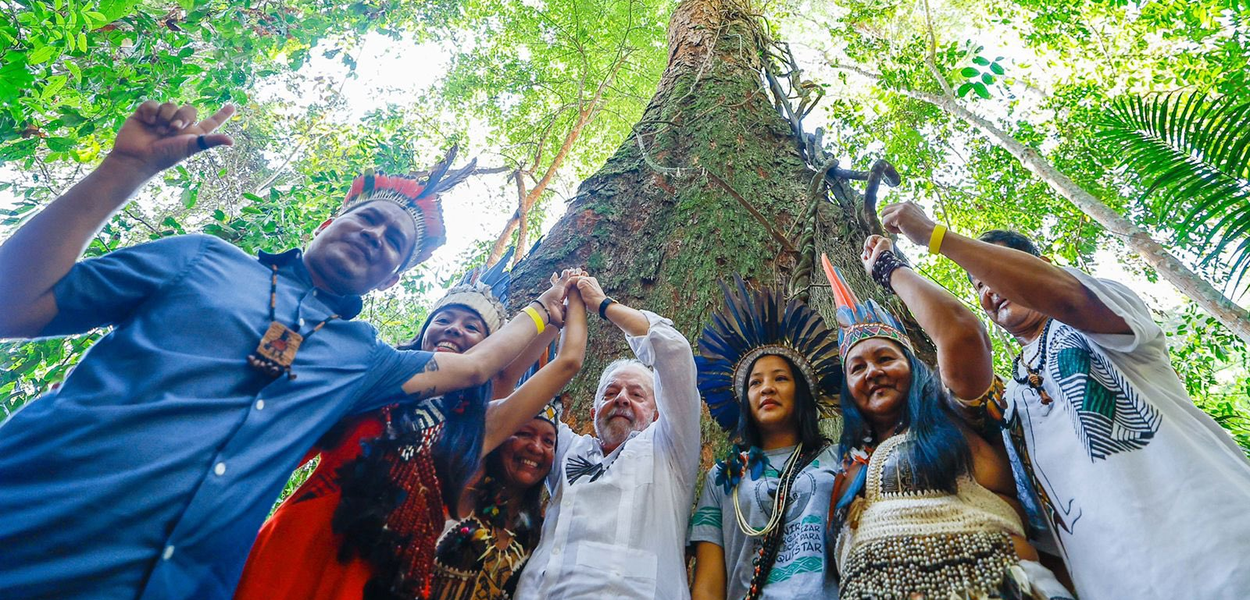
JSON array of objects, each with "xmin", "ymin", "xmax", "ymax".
[{"xmin": 839, "ymin": 530, "xmax": 1026, "ymax": 600}]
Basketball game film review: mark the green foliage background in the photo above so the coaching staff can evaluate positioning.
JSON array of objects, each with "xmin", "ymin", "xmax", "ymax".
[{"xmin": 1, "ymin": 0, "xmax": 1247, "ymax": 465}]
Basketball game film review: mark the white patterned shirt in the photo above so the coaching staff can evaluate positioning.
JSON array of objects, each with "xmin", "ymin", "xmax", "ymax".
[
  {"xmin": 1004, "ymin": 269, "xmax": 1250, "ymax": 599},
  {"xmin": 515, "ymin": 311, "xmax": 701, "ymax": 600}
]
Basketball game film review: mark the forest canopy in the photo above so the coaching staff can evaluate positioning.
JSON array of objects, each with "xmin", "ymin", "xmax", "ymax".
[{"xmin": 2, "ymin": 0, "xmax": 1248, "ymax": 462}]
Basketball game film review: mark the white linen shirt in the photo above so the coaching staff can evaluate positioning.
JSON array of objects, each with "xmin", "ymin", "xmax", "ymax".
[
  {"xmin": 515, "ymin": 310, "xmax": 701, "ymax": 600},
  {"xmin": 1004, "ymin": 269, "xmax": 1250, "ymax": 599}
]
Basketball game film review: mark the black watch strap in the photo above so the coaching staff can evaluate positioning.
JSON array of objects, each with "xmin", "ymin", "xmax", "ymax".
[{"xmin": 598, "ymin": 296, "xmax": 616, "ymax": 319}]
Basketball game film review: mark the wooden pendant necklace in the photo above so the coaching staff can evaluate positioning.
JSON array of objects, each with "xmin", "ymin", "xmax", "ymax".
[
  {"xmin": 247, "ymin": 263, "xmax": 340, "ymax": 380},
  {"xmin": 1011, "ymin": 318, "xmax": 1054, "ymax": 405}
]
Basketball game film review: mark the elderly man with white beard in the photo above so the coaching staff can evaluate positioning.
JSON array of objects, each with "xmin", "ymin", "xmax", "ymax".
[{"xmin": 515, "ymin": 276, "xmax": 701, "ymax": 600}]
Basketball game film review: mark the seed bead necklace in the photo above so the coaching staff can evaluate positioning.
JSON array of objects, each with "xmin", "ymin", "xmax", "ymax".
[
  {"xmin": 1011, "ymin": 318, "xmax": 1054, "ymax": 405},
  {"xmin": 246, "ymin": 263, "xmax": 340, "ymax": 380}
]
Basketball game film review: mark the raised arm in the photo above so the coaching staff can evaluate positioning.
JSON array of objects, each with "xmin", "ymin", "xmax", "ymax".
[
  {"xmin": 862, "ymin": 235, "xmax": 992, "ymax": 400},
  {"xmin": 0, "ymin": 102, "xmax": 234, "ymax": 338},
  {"xmin": 481, "ymin": 285, "xmax": 588, "ymax": 455},
  {"xmin": 491, "ymin": 321, "xmax": 561, "ymax": 399},
  {"xmin": 401, "ymin": 271, "xmax": 571, "ymax": 398},
  {"xmin": 880, "ymin": 201, "xmax": 1129, "ymax": 335},
  {"xmin": 576, "ymin": 276, "xmax": 701, "ymax": 475}
]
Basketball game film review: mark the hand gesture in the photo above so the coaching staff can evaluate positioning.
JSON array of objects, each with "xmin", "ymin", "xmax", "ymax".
[
  {"xmin": 108, "ymin": 101, "xmax": 236, "ymax": 176},
  {"xmin": 575, "ymin": 275, "xmax": 608, "ymax": 311},
  {"xmin": 536, "ymin": 269, "xmax": 582, "ymax": 328},
  {"xmin": 861, "ymin": 235, "xmax": 895, "ymax": 276},
  {"xmin": 879, "ymin": 201, "xmax": 938, "ymax": 247}
]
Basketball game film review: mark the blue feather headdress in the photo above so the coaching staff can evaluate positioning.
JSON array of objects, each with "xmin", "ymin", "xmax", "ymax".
[
  {"xmin": 695, "ymin": 276, "xmax": 843, "ymax": 431},
  {"xmin": 820, "ymin": 254, "xmax": 913, "ymax": 357}
]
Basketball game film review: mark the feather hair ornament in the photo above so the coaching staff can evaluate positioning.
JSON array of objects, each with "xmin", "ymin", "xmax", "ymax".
[
  {"xmin": 341, "ymin": 145, "xmax": 479, "ymax": 272},
  {"xmin": 820, "ymin": 253, "xmax": 913, "ymax": 358},
  {"xmin": 414, "ymin": 246, "xmax": 514, "ymax": 345},
  {"xmin": 695, "ymin": 276, "xmax": 843, "ymax": 432}
]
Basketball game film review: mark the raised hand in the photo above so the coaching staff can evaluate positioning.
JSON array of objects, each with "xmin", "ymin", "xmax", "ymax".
[
  {"xmin": 108, "ymin": 101, "xmax": 235, "ymax": 177},
  {"xmin": 575, "ymin": 275, "xmax": 608, "ymax": 311},
  {"xmin": 878, "ymin": 201, "xmax": 938, "ymax": 247},
  {"xmin": 861, "ymin": 235, "xmax": 895, "ymax": 276},
  {"xmin": 536, "ymin": 269, "xmax": 582, "ymax": 328}
]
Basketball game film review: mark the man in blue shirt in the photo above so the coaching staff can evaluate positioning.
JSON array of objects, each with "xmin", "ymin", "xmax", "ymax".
[{"xmin": 0, "ymin": 101, "xmax": 569, "ymax": 599}]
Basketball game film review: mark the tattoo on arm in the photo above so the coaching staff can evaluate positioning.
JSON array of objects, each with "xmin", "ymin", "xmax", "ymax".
[{"xmin": 424, "ymin": 356, "xmax": 439, "ymax": 372}]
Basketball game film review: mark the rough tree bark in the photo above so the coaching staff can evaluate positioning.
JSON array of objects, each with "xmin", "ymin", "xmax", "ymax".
[{"xmin": 509, "ymin": 0, "xmax": 900, "ymax": 456}]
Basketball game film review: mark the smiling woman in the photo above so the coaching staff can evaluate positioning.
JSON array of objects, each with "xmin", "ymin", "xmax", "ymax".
[
  {"xmin": 689, "ymin": 279, "xmax": 843, "ymax": 600},
  {"xmin": 824, "ymin": 242, "xmax": 1073, "ymax": 600}
]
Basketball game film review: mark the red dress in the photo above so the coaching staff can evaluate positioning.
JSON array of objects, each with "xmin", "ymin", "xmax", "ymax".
[{"xmin": 234, "ymin": 414, "xmax": 383, "ymax": 599}]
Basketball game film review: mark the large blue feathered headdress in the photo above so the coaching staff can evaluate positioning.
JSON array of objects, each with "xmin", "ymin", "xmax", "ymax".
[{"xmin": 695, "ymin": 277, "xmax": 843, "ymax": 431}]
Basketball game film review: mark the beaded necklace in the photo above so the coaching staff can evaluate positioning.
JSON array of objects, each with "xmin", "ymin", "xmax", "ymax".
[
  {"xmin": 1011, "ymin": 318, "xmax": 1054, "ymax": 405},
  {"xmin": 246, "ymin": 263, "xmax": 339, "ymax": 380},
  {"xmin": 737, "ymin": 444, "xmax": 824, "ymax": 600}
]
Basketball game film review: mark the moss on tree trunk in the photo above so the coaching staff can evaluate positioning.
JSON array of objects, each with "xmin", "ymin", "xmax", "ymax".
[{"xmin": 510, "ymin": 0, "xmax": 918, "ymax": 463}]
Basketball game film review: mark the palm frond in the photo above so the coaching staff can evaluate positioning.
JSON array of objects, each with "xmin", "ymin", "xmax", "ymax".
[{"xmin": 1099, "ymin": 90, "xmax": 1250, "ymax": 291}]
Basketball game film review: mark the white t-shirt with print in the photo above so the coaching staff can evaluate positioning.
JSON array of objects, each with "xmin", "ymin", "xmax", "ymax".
[
  {"xmin": 689, "ymin": 445, "xmax": 840, "ymax": 600},
  {"xmin": 1004, "ymin": 268, "xmax": 1250, "ymax": 600}
]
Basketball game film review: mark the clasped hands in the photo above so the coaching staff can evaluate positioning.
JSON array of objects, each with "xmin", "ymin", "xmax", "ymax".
[{"xmin": 530, "ymin": 269, "xmax": 613, "ymax": 328}]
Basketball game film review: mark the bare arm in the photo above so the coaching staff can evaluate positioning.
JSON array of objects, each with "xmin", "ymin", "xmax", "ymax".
[
  {"xmin": 576, "ymin": 278, "xmax": 651, "ymax": 336},
  {"xmin": 0, "ymin": 102, "xmax": 234, "ymax": 338},
  {"xmin": 690, "ymin": 542, "xmax": 727, "ymax": 600},
  {"xmin": 481, "ymin": 287, "xmax": 588, "ymax": 455},
  {"xmin": 491, "ymin": 322, "xmax": 561, "ymax": 398},
  {"xmin": 880, "ymin": 201, "xmax": 1129, "ymax": 335},
  {"xmin": 862, "ymin": 236, "xmax": 993, "ymax": 399},
  {"xmin": 401, "ymin": 271, "xmax": 573, "ymax": 398}
]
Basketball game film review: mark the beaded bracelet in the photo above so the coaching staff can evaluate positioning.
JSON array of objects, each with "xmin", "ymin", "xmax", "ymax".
[{"xmin": 871, "ymin": 251, "xmax": 907, "ymax": 295}]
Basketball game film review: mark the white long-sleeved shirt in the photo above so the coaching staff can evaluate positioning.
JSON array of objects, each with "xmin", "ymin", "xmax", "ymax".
[{"xmin": 515, "ymin": 311, "xmax": 701, "ymax": 600}]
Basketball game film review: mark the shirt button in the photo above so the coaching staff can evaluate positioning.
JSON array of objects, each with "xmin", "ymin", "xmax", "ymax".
[
  {"xmin": 255, "ymin": 399, "xmax": 265, "ymax": 410},
  {"xmin": 298, "ymin": 318, "xmax": 305, "ymax": 327},
  {"xmin": 552, "ymin": 547, "xmax": 560, "ymax": 556},
  {"xmin": 163, "ymin": 545, "xmax": 175, "ymax": 560},
  {"xmin": 214, "ymin": 462, "xmax": 227, "ymax": 476}
]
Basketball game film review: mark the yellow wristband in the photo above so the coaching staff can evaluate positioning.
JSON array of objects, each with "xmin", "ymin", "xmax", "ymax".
[
  {"xmin": 928, "ymin": 223, "xmax": 948, "ymax": 255},
  {"xmin": 523, "ymin": 305, "xmax": 545, "ymax": 335}
]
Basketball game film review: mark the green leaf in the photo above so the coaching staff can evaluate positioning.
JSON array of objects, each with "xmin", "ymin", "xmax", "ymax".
[
  {"xmin": 46, "ymin": 136, "xmax": 76, "ymax": 151},
  {"xmin": 989, "ymin": 62, "xmax": 1005, "ymax": 75},
  {"xmin": 77, "ymin": 32, "xmax": 88, "ymax": 52},
  {"xmin": 971, "ymin": 82, "xmax": 991, "ymax": 99},
  {"xmin": 981, "ymin": 73, "xmax": 994, "ymax": 85},
  {"xmin": 96, "ymin": 0, "xmax": 140, "ymax": 22},
  {"xmin": 180, "ymin": 187, "xmax": 197, "ymax": 208},
  {"xmin": 27, "ymin": 45, "xmax": 57, "ymax": 65},
  {"xmin": 957, "ymin": 82, "xmax": 973, "ymax": 98},
  {"xmin": 65, "ymin": 61, "xmax": 81, "ymax": 81},
  {"xmin": 959, "ymin": 67, "xmax": 979, "ymax": 78},
  {"xmin": 973, "ymin": 56, "xmax": 990, "ymax": 66},
  {"xmin": 42, "ymin": 74, "xmax": 67, "ymax": 99}
]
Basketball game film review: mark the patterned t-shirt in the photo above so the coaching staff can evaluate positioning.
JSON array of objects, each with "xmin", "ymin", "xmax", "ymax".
[
  {"xmin": 689, "ymin": 445, "xmax": 840, "ymax": 600},
  {"xmin": 1003, "ymin": 268, "xmax": 1250, "ymax": 600}
]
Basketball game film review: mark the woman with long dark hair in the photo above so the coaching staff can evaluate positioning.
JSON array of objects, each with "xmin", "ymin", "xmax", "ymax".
[
  {"xmin": 689, "ymin": 279, "xmax": 843, "ymax": 600},
  {"xmin": 826, "ymin": 238, "xmax": 1071, "ymax": 600},
  {"xmin": 235, "ymin": 268, "xmax": 584, "ymax": 600},
  {"xmin": 427, "ymin": 287, "xmax": 587, "ymax": 600}
]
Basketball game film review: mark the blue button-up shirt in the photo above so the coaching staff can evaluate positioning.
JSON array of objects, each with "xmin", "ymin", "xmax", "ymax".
[{"xmin": 0, "ymin": 234, "xmax": 433, "ymax": 599}]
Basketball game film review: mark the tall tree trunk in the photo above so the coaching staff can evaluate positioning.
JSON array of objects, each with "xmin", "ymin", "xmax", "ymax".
[
  {"xmin": 510, "ymin": 0, "xmax": 892, "ymax": 451},
  {"xmin": 837, "ymin": 63, "xmax": 1250, "ymax": 345}
]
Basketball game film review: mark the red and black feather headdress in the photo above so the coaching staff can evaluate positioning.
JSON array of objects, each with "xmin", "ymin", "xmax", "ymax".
[{"xmin": 341, "ymin": 146, "xmax": 478, "ymax": 271}]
